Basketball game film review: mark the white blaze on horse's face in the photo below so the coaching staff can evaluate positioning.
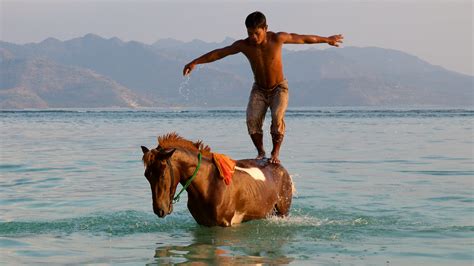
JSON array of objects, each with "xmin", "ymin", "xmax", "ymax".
[{"xmin": 235, "ymin": 166, "xmax": 266, "ymax": 181}]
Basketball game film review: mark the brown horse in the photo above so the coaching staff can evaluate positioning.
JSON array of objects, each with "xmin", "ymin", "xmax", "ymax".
[{"xmin": 141, "ymin": 133, "xmax": 293, "ymax": 227}]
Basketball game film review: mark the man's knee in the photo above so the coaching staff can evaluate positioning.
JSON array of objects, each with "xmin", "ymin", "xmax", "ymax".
[
  {"xmin": 247, "ymin": 118, "xmax": 263, "ymax": 135},
  {"xmin": 270, "ymin": 118, "xmax": 285, "ymax": 136}
]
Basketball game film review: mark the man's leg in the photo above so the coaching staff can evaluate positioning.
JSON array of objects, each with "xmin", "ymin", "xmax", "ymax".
[
  {"xmin": 250, "ymin": 133, "xmax": 265, "ymax": 160},
  {"xmin": 246, "ymin": 86, "xmax": 268, "ymax": 159},
  {"xmin": 270, "ymin": 133, "xmax": 284, "ymax": 164},
  {"xmin": 269, "ymin": 84, "xmax": 289, "ymax": 164}
]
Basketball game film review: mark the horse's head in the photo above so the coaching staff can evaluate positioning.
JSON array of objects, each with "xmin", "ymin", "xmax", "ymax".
[{"xmin": 141, "ymin": 146, "xmax": 178, "ymax": 218}]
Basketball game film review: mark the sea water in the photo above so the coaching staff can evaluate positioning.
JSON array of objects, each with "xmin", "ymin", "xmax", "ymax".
[{"xmin": 0, "ymin": 108, "xmax": 472, "ymax": 265}]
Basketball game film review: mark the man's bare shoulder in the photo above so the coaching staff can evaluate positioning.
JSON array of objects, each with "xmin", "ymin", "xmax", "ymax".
[
  {"xmin": 230, "ymin": 39, "xmax": 250, "ymax": 49},
  {"xmin": 273, "ymin": 31, "xmax": 291, "ymax": 42},
  {"xmin": 267, "ymin": 31, "xmax": 279, "ymax": 39}
]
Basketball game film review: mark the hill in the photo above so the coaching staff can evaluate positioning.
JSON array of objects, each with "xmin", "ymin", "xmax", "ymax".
[{"xmin": 1, "ymin": 34, "xmax": 472, "ymax": 108}]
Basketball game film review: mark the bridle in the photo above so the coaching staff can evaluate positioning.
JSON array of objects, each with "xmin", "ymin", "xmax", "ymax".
[
  {"xmin": 165, "ymin": 157, "xmax": 177, "ymax": 204},
  {"xmin": 158, "ymin": 148, "xmax": 202, "ymax": 204}
]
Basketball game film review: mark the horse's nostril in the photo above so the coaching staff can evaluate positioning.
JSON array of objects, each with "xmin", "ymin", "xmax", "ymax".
[{"xmin": 155, "ymin": 209, "xmax": 165, "ymax": 217}]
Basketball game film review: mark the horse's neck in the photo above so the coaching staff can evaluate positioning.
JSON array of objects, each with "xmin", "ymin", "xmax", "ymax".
[
  {"xmin": 174, "ymin": 149, "xmax": 200, "ymax": 182},
  {"xmin": 173, "ymin": 149, "xmax": 216, "ymax": 197}
]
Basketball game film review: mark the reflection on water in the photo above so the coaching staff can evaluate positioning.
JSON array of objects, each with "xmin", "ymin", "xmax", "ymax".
[{"xmin": 151, "ymin": 222, "xmax": 294, "ymax": 265}]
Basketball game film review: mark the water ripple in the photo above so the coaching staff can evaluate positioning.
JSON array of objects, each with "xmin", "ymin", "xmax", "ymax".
[
  {"xmin": 0, "ymin": 210, "xmax": 196, "ymax": 237},
  {"xmin": 399, "ymin": 170, "xmax": 474, "ymax": 176}
]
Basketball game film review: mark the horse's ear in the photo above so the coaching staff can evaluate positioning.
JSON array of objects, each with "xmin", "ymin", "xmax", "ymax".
[
  {"xmin": 160, "ymin": 148, "xmax": 176, "ymax": 158},
  {"xmin": 141, "ymin": 146, "xmax": 149, "ymax": 154}
]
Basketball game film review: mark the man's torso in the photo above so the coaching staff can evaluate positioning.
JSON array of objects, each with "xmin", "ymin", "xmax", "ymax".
[{"xmin": 239, "ymin": 32, "xmax": 285, "ymax": 90}]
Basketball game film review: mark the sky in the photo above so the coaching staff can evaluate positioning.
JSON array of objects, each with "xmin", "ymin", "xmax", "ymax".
[{"xmin": 1, "ymin": 0, "xmax": 473, "ymax": 76}]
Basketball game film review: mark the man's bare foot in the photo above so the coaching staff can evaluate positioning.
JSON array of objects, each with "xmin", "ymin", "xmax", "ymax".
[
  {"xmin": 269, "ymin": 154, "xmax": 280, "ymax": 164},
  {"xmin": 251, "ymin": 133, "xmax": 266, "ymax": 160},
  {"xmin": 270, "ymin": 133, "xmax": 283, "ymax": 164}
]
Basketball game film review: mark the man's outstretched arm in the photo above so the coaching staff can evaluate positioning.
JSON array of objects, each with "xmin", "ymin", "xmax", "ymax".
[
  {"xmin": 183, "ymin": 41, "xmax": 243, "ymax": 76},
  {"xmin": 278, "ymin": 32, "xmax": 344, "ymax": 47}
]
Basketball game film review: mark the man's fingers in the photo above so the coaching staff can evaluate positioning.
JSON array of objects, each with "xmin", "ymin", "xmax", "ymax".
[
  {"xmin": 328, "ymin": 34, "xmax": 343, "ymax": 47},
  {"xmin": 183, "ymin": 67, "xmax": 191, "ymax": 76}
]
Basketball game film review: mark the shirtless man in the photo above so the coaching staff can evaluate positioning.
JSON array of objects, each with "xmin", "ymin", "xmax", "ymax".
[{"xmin": 183, "ymin": 11, "xmax": 343, "ymax": 164}]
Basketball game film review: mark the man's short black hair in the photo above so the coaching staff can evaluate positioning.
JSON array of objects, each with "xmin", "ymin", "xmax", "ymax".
[{"xmin": 245, "ymin": 11, "xmax": 267, "ymax": 29}]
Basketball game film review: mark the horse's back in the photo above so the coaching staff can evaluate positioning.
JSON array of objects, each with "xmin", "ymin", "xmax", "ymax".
[{"xmin": 235, "ymin": 158, "xmax": 290, "ymax": 184}]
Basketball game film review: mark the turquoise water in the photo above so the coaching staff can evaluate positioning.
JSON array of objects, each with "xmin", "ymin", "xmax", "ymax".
[{"xmin": 0, "ymin": 108, "xmax": 473, "ymax": 265}]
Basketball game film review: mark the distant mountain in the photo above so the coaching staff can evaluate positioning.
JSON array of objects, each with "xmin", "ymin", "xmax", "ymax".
[
  {"xmin": 0, "ymin": 52, "xmax": 150, "ymax": 108},
  {"xmin": 284, "ymin": 48, "xmax": 473, "ymax": 106},
  {"xmin": 152, "ymin": 36, "xmax": 235, "ymax": 54},
  {"xmin": 0, "ymin": 34, "xmax": 472, "ymax": 108}
]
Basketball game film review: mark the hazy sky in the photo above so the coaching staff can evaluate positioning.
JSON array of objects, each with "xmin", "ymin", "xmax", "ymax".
[{"xmin": 1, "ymin": 0, "xmax": 473, "ymax": 75}]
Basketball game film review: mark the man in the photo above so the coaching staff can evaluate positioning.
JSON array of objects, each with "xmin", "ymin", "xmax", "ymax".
[{"xmin": 183, "ymin": 11, "xmax": 343, "ymax": 164}]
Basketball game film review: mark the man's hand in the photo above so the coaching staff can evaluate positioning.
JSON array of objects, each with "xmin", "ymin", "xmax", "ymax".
[
  {"xmin": 183, "ymin": 62, "xmax": 196, "ymax": 76},
  {"xmin": 327, "ymin": 34, "xmax": 344, "ymax": 47}
]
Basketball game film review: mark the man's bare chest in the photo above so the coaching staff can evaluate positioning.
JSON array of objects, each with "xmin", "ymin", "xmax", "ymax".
[{"xmin": 242, "ymin": 45, "xmax": 281, "ymax": 65}]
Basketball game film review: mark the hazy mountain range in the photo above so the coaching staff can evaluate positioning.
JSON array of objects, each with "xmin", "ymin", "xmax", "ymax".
[{"xmin": 1, "ymin": 33, "xmax": 472, "ymax": 108}]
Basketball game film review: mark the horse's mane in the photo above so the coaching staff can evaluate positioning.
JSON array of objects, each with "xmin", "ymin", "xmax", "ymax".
[{"xmin": 157, "ymin": 132, "xmax": 212, "ymax": 158}]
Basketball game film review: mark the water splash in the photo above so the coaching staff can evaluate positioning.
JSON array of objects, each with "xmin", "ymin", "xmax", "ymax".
[
  {"xmin": 178, "ymin": 75, "xmax": 191, "ymax": 101},
  {"xmin": 0, "ymin": 210, "xmax": 196, "ymax": 236}
]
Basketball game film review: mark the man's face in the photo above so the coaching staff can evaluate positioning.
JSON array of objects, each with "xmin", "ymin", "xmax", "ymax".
[{"xmin": 247, "ymin": 26, "xmax": 267, "ymax": 45}]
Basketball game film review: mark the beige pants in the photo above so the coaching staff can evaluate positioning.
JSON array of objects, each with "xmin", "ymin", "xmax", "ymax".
[{"xmin": 246, "ymin": 80, "xmax": 289, "ymax": 136}]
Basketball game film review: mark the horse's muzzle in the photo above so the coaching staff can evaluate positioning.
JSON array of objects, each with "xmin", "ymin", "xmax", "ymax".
[
  {"xmin": 154, "ymin": 204, "xmax": 173, "ymax": 218},
  {"xmin": 154, "ymin": 208, "xmax": 166, "ymax": 218}
]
